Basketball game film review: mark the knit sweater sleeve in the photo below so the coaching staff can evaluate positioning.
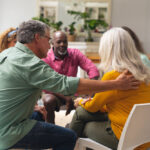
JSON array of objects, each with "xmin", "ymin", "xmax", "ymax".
[{"xmin": 79, "ymin": 71, "xmax": 119, "ymax": 112}]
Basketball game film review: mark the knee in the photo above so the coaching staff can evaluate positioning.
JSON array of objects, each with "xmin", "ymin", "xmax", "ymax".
[
  {"xmin": 43, "ymin": 94, "xmax": 57, "ymax": 109},
  {"xmin": 72, "ymin": 130, "xmax": 78, "ymax": 141},
  {"xmin": 76, "ymin": 106, "xmax": 88, "ymax": 120},
  {"xmin": 68, "ymin": 129, "xmax": 78, "ymax": 144}
]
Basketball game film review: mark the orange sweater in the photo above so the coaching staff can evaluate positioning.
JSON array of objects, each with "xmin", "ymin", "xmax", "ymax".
[{"xmin": 79, "ymin": 71, "xmax": 150, "ymax": 142}]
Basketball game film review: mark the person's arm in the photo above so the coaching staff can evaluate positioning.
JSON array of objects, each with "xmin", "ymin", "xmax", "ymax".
[
  {"xmin": 78, "ymin": 90, "xmax": 116, "ymax": 112},
  {"xmin": 91, "ymin": 76, "xmax": 99, "ymax": 80},
  {"xmin": 76, "ymin": 70, "xmax": 140, "ymax": 95},
  {"xmin": 75, "ymin": 49, "xmax": 100, "ymax": 79},
  {"xmin": 52, "ymin": 93, "xmax": 74, "ymax": 115},
  {"xmin": 76, "ymin": 70, "xmax": 136, "ymax": 112},
  {"xmin": 27, "ymin": 59, "xmax": 139, "ymax": 96},
  {"xmin": 52, "ymin": 93, "xmax": 70, "ymax": 101}
]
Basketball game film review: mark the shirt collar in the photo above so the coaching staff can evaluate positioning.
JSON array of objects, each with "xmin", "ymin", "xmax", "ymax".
[{"xmin": 15, "ymin": 42, "xmax": 35, "ymax": 56}]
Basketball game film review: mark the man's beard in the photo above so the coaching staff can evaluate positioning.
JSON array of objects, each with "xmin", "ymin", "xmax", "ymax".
[{"xmin": 57, "ymin": 50, "xmax": 67, "ymax": 56}]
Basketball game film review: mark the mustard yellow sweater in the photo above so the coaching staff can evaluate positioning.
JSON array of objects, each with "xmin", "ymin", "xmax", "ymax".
[{"xmin": 79, "ymin": 71, "xmax": 150, "ymax": 141}]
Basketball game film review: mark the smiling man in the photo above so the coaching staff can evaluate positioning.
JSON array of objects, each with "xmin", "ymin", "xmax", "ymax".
[{"xmin": 42, "ymin": 31, "xmax": 100, "ymax": 123}]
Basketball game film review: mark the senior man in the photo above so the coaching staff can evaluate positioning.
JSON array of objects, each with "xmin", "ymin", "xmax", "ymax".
[{"xmin": 42, "ymin": 31, "xmax": 100, "ymax": 123}]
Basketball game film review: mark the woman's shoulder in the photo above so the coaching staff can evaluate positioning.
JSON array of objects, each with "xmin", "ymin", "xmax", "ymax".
[{"xmin": 102, "ymin": 70, "xmax": 120, "ymax": 80}]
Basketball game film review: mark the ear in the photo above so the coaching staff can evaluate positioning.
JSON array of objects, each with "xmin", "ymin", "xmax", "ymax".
[{"xmin": 34, "ymin": 33, "xmax": 41, "ymax": 42}]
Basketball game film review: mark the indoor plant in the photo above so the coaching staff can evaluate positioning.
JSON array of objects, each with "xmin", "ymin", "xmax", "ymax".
[
  {"xmin": 67, "ymin": 21, "xmax": 76, "ymax": 41},
  {"xmin": 67, "ymin": 10, "xmax": 108, "ymax": 42},
  {"xmin": 32, "ymin": 16, "xmax": 63, "ymax": 31}
]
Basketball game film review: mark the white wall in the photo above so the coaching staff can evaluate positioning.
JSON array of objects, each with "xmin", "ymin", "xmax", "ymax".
[
  {"xmin": 0, "ymin": 0, "xmax": 37, "ymax": 32},
  {"xmin": 111, "ymin": 0, "xmax": 150, "ymax": 53},
  {"xmin": 0, "ymin": 0, "xmax": 150, "ymax": 53}
]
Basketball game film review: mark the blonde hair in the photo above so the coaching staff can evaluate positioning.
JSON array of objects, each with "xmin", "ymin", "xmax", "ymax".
[
  {"xmin": 0, "ymin": 27, "xmax": 17, "ymax": 52},
  {"xmin": 99, "ymin": 27, "xmax": 150, "ymax": 83}
]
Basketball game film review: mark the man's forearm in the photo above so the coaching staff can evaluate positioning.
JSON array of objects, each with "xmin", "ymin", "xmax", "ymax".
[
  {"xmin": 76, "ymin": 72, "xmax": 139, "ymax": 95},
  {"xmin": 52, "ymin": 93, "xmax": 70, "ymax": 101},
  {"xmin": 76, "ymin": 78, "xmax": 117, "ymax": 95}
]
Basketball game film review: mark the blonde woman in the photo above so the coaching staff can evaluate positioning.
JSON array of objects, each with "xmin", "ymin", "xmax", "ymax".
[
  {"xmin": 70, "ymin": 28, "xmax": 150, "ymax": 150},
  {"xmin": 0, "ymin": 27, "xmax": 17, "ymax": 52}
]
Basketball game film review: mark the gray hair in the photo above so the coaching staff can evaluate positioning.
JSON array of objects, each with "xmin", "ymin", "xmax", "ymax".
[
  {"xmin": 99, "ymin": 27, "xmax": 150, "ymax": 83},
  {"xmin": 17, "ymin": 20, "xmax": 50, "ymax": 44}
]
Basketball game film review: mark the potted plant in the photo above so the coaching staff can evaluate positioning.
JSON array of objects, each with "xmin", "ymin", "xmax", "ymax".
[
  {"xmin": 50, "ymin": 21, "xmax": 63, "ymax": 31},
  {"xmin": 32, "ymin": 16, "xmax": 50, "ymax": 26},
  {"xmin": 67, "ymin": 22, "xmax": 76, "ymax": 41},
  {"xmin": 67, "ymin": 10, "xmax": 108, "ymax": 42},
  {"xmin": 32, "ymin": 16, "xmax": 63, "ymax": 31}
]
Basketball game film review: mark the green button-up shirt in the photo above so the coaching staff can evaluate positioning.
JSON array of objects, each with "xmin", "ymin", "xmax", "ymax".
[{"xmin": 0, "ymin": 42, "xmax": 79, "ymax": 149}]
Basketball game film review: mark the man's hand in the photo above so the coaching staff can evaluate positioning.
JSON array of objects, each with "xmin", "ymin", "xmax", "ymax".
[
  {"xmin": 116, "ymin": 70, "xmax": 140, "ymax": 90},
  {"xmin": 65, "ymin": 97, "xmax": 75, "ymax": 116},
  {"xmin": 34, "ymin": 105, "xmax": 47, "ymax": 120}
]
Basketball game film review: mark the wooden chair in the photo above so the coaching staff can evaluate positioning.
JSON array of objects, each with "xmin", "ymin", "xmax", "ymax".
[{"xmin": 74, "ymin": 103, "xmax": 150, "ymax": 150}]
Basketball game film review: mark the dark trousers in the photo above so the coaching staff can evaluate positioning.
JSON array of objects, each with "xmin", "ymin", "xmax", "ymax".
[
  {"xmin": 10, "ymin": 121, "xmax": 77, "ymax": 150},
  {"xmin": 30, "ymin": 111, "xmax": 45, "ymax": 121},
  {"xmin": 10, "ymin": 112, "xmax": 77, "ymax": 150}
]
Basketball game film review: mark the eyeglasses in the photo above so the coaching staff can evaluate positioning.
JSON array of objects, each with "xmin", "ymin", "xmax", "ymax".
[{"xmin": 43, "ymin": 35, "xmax": 52, "ymax": 43}]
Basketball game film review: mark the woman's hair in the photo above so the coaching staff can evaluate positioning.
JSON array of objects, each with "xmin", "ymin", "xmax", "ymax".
[
  {"xmin": 99, "ymin": 27, "xmax": 150, "ymax": 83},
  {"xmin": 122, "ymin": 26, "xmax": 145, "ymax": 54},
  {"xmin": 0, "ymin": 27, "xmax": 17, "ymax": 52},
  {"xmin": 17, "ymin": 20, "xmax": 50, "ymax": 44}
]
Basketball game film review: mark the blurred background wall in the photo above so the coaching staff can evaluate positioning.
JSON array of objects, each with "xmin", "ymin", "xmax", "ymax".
[
  {"xmin": 0, "ymin": 0, "xmax": 150, "ymax": 53},
  {"xmin": 0, "ymin": 0, "xmax": 37, "ymax": 31},
  {"xmin": 111, "ymin": 0, "xmax": 150, "ymax": 53}
]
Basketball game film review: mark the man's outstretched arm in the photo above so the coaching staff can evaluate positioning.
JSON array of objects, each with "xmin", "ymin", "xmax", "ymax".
[{"xmin": 77, "ymin": 70, "xmax": 140, "ymax": 95}]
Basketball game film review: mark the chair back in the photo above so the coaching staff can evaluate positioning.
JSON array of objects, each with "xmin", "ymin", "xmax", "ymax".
[
  {"xmin": 74, "ymin": 138, "xmax": 111, "ymax": 150},
  {"xmin": 117, "ymin": 103, "xmax": 150, "ymax": 150},
  {"xmin": 74, "ymin": 103, "xmax": 150, "ymax": 150}
]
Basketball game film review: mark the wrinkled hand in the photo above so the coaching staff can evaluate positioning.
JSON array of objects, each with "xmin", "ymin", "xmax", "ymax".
[
  {"xmin": 74, "ymin": 97, "xmax": 82, "ymax": 108},
  {"xmin": 65, "ymin": 97, "xmax": 75, "ymax": 116},
  {"xmin": 34, "ymin": 105, "xmax": 47, "ymax": 120},
  {"xmin": 116, "ymin": 70, "xmax": 140, "ymax": 90},
  {"xmin": 81, "ymin": 97, "xmax": 92, "ymax": 105}
]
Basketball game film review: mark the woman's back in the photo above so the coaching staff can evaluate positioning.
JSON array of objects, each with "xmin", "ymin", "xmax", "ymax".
[
  {"xmin": 100, "ymin": 70, "xmax": 150, "ymax": 139},
  {"xmin": 98, "ymin": 27, "xmax": 150, "ymax": 139}
]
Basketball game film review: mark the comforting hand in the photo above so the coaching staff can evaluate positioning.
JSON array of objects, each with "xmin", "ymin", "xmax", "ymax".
[{"xmin": 116, "ymin": 70, "xmax": 140, "ymax": 90}]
